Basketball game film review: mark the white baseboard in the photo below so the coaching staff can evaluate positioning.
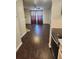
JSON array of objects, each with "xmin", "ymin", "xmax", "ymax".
[
  {"xmin": 21, "ymin": 32, "xmax": 27, "ymax": 38},
  {"xmin": 20, "ymin": 30, "xmax": 30, "ymax": 38},
  {"xmin": 48, "ymin": 29, "xmax": 52, "ymax": 48},
  {"xmin": 48, "ymin": 38, "xmax": 52, "ymax": 48},
  {"xmin": 16, "ymin": 29, "xmax": 30, "ymax": 52},
  {"xmin": 16, "ymin": 42, "xmax": 22, "ymax": 52},
  {"xmin": 16, "ymin": 30, "xmax": 30, "ymax": 52}
]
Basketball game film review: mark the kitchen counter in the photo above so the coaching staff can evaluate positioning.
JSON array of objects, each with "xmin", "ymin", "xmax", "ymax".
[{"xmin": 51, "ymin": 28, "xmax": 62, "ymax": 59}]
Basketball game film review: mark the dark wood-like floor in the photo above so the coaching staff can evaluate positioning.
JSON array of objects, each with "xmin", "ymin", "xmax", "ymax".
[{"xmin": 16, "ymin": 24, "xmax": 54, "ymax": 59}]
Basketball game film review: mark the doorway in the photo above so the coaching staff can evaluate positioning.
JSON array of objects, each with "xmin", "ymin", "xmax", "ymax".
[{"xmin": 31, "ymin": 10, "xmax": 43, "ymax": 25}]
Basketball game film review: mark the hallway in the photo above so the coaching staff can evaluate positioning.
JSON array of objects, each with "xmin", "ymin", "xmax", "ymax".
[{"xmin": 16, "ymin": 24, "xmax": 54, "ymax": 59}]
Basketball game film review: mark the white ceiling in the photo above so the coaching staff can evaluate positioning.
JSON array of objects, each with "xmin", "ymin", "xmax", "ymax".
[{"xmin": 23, "ymin": 0, "xmax": 52, "ymax": 10}]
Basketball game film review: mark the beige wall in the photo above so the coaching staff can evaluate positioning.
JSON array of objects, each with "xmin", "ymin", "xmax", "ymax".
[
  {"xmin": 51, "ymin": 0, "xmax": 62, "ymax": 28},
  {"xmin": 16, "ymin": 16, "xmax": 21, "ymax": 48},
  {"xmin": 24, "ymin": 9, "xmax": 51, "ymax": 24},
  {"xmin": 16, "ymin": 0, "xmax": 27, "ymax": 49},
  {"xmin": 49, "ymin": 0, "xmax": 62, "ymax": 46},
  {"xmin": 51, "ymin": 17, "xmax": 62, "ymax": 28},
  {"xmin": 16, "ymin": 0, "xmax": 26, "ymax": 35},
  {"xmin": 24, "ymin": 9, "xmax": 31, "ymax": 24},
  {"xmin": 43, "ymin": 9, "xmax": 51, "ymax": 24}
]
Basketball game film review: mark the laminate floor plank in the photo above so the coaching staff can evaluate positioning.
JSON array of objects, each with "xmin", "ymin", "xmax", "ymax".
[{"xmin": 16, "ymin": 24, "xmax": 54, "ymax": 59}]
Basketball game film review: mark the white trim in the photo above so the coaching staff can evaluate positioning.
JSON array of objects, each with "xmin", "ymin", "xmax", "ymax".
[
  {"xmin": 20, "ymin": 30, "xmax": 30, "ymax": 38},
  {"xmin": 48, "ymin": 28, "xmax": 52, "ymax": 48},
  {"xmin": 16, "ymin": 30, "xmax": 30, "ymax": 52},
  {"xmin": 16, "ymin": 42, "xmax": 22, "ymax": 52},
  {"xmin": 20, "ymin": 32, "xmax": 27, "ymax": 38}
]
